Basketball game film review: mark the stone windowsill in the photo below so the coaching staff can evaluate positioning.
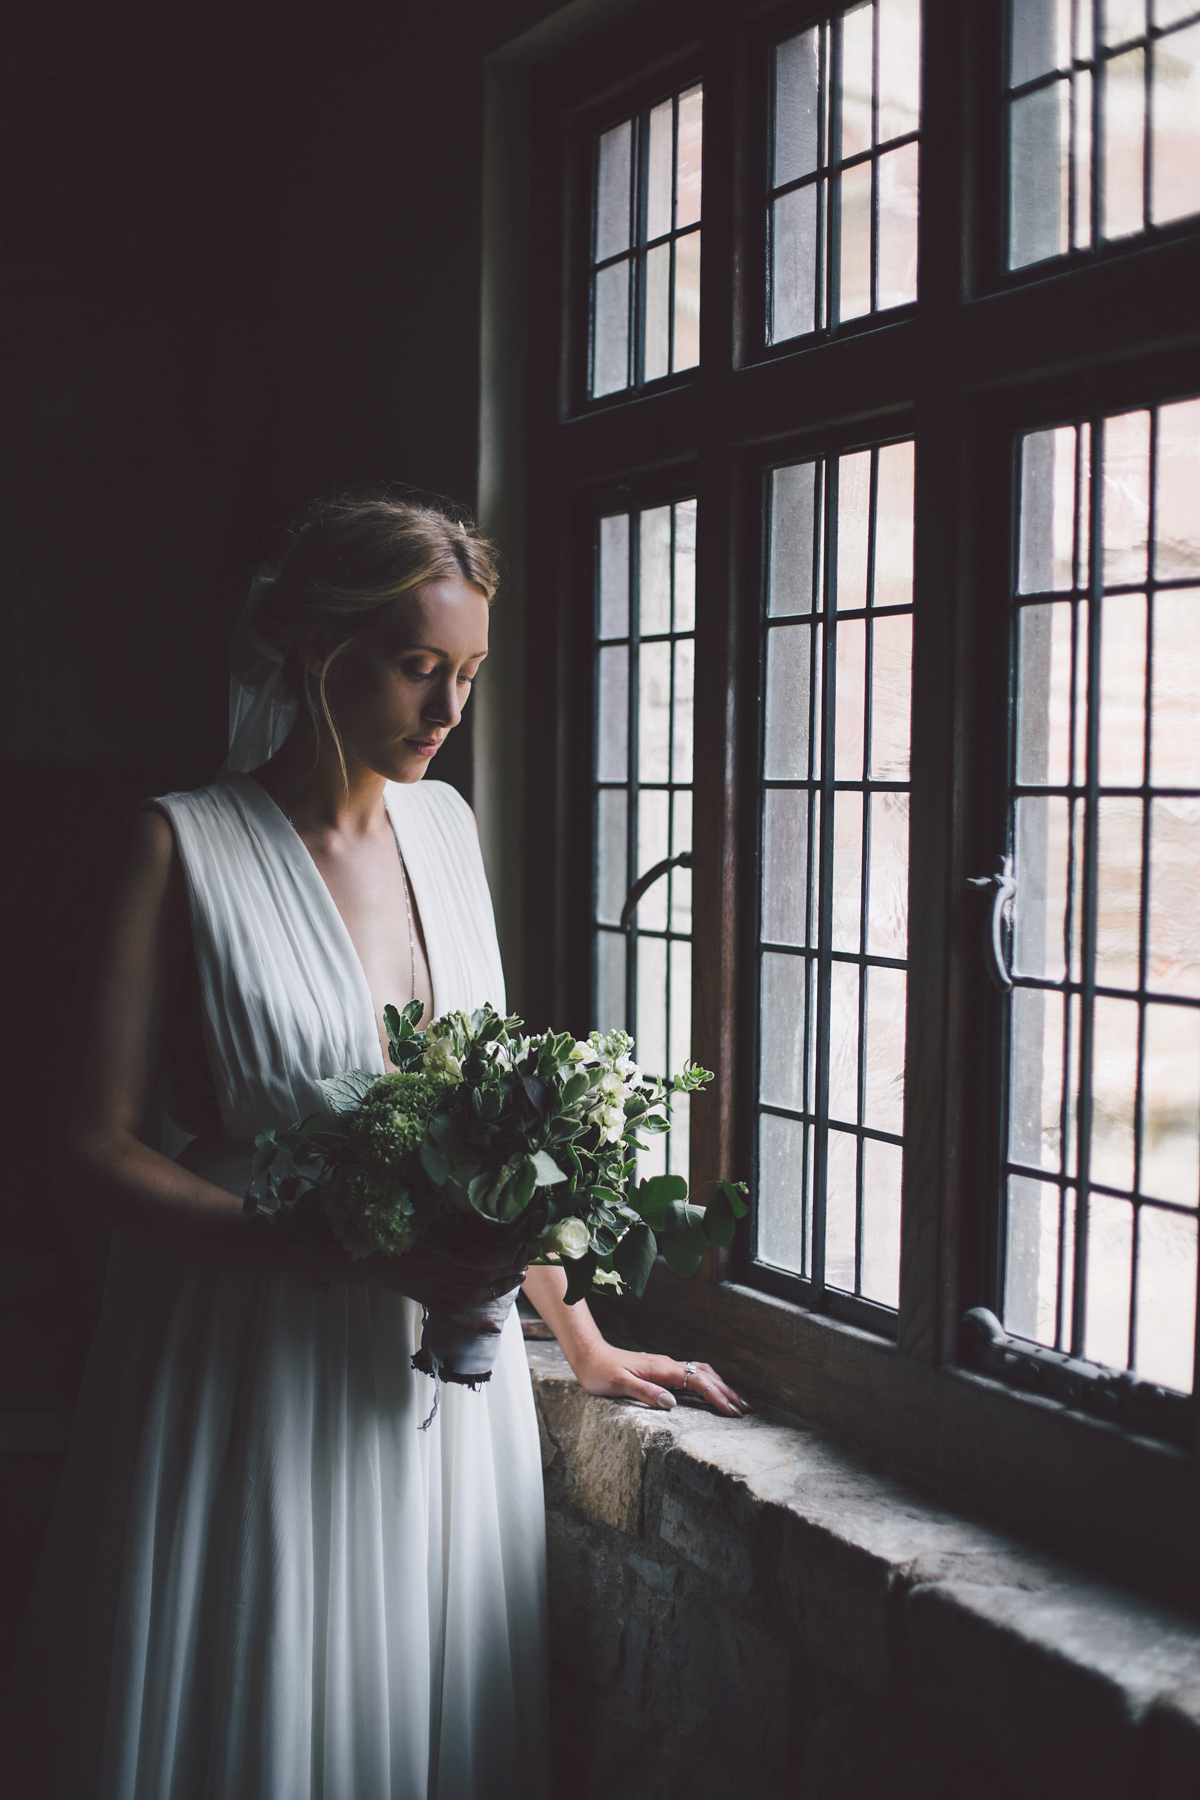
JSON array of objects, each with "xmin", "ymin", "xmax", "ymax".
[{"xmin": 527, "ymin": 1341, "xmax": 1200, "ymax": 1798}]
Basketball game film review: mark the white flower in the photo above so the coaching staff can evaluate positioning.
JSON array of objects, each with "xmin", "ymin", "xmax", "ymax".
[
  {"xmin": 598, "ymin": 1071, "xmax": 624, "ymax": 1098},
  {"xmin": 542, "ymin": 1217, "xmax": 590, "ymax": 1259},
  {"xmin": 599, "ymin": 1103, "xmax": 625, "ymax": 1142},
  {"xmin": 422, "ymin": 1039, "xmax": 462, "ymax": 1080},
  {"xmin": 591, "ymin": 1267, "xmax": 624, "ymax": 1290},
  {"xmin": 569, "ymin": 1040, "xmax": 594, "ymax": 1063}
]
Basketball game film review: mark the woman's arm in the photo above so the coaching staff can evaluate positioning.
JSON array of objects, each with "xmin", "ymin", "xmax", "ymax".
[{"xmin": 522, "ymin": 1265, "xmax": 748, "ymax": 1416}]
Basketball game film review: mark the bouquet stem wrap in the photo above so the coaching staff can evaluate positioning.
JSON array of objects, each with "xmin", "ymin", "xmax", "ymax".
[{"xmin": 412, "ymin": 1293, "xmax": 517, "ymax": 1389}]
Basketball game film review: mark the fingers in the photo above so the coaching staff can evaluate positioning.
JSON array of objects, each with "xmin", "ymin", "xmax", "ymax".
[
  {"xmin": 671, "ymin": 1359, "xmax": 751, "ymax": 1417},
  {"xmin": 614, "ymin": 1373, "xmax": 679, "ymax": 1411}
]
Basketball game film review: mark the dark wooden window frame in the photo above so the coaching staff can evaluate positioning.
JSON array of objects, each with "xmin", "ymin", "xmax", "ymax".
[{"xmin": 507, "ymin": 0, "xmax": 1200, "ymax": 1607}]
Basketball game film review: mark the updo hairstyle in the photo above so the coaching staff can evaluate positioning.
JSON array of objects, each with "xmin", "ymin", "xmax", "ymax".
[{"xmin": 255, "ymin": 491, "xmax": 499, "ymax": 779}]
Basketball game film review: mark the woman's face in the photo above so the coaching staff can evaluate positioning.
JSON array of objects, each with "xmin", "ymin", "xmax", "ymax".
[{"xmin": 325, "ymin": 577, "xmax": 490, "ymax": 784}]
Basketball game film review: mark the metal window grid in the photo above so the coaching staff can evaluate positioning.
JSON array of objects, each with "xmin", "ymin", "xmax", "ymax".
[
  {"xmin": 753, "ymin": 444, "xmax": 913, "ymax": 1332},
  {"xmin": 1000, "ymin": 399, "xmax": 1200, "ymax": 1437},
  {"xmin": 1004, "ymin": 0, "xmax": 1200, "ymax": 268},
  {"xmin": 588, "ymin": 86, "xmax": 703, "ymax": 399},
  {"xmin": 592, "ymin": 500, "xmax": 696, "ymax": 1180},
  {"xmin": 767, "ymin": 2, "xmax": 921, "ymax": 342}
]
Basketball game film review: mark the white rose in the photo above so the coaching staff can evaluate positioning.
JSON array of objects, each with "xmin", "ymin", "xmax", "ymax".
[{"xmin": 543, "ymin": 1217, "xmax": 590, "ymax": 1259}]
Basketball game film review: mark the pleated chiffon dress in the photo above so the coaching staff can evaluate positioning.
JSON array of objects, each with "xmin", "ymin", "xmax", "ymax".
[{"xmin": 10, "ymin": 773, "xmax": 550, "ymax": 1800}]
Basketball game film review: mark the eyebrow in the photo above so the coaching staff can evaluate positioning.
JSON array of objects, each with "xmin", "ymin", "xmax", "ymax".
[{"xmin": 402, "ymin": 644, "xmax": 489, "ymax": 660}]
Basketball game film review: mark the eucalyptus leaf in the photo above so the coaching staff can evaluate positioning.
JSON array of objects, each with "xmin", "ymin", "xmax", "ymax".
[
  {"xmin": 660, "ymin": 1236, "xmax": 704, "ymax": 1279},
  {"xmin": 316, "ymin": 1068, "xmax": 377, "ymax": 1115},
  {"xmin": 612, "ymin": 1223, "xmax": 657, "ymax": 1297}
]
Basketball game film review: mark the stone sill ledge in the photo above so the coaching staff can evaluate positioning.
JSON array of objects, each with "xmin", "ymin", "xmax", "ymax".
[{"xmin": 527, "ymin": 1342, "xmax": 1200, "ymax": 1797}]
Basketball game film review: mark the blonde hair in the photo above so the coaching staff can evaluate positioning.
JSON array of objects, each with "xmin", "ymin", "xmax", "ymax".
[{"xmin": 256, "ymin": 492, "xmax": 499, "ymax": 783}]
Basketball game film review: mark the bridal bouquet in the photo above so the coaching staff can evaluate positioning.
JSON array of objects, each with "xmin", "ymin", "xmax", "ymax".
[{"xmin": 247, "ymin": 1001, "xmax": 746, "ymax": 1390}]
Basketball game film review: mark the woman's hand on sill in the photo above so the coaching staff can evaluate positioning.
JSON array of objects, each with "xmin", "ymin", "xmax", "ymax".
[{"xmin": 572, "ymin": 1344, "xmax": 750, "ymax": 1417}]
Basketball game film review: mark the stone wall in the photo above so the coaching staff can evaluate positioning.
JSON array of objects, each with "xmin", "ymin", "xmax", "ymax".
[{"xmin": 528, "ymin": 1342, "xmax": 1200, "ymax": 1800}]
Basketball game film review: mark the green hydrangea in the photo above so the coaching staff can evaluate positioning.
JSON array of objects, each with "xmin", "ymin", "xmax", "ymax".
[{"xmin": 321, "ymin": 1071, "xmax": 451, "ymax": 1260}]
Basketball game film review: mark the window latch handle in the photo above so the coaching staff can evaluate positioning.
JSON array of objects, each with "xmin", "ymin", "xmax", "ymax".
[
  {"xmin": 619, "ymin": 852, "xmax": 692, "ymax": 933},
  {"xmin": 966, "ymin": 854, "xmax": 1015, "ymax": 991}
]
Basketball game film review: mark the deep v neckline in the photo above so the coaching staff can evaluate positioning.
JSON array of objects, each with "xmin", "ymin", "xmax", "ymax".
[{"xmin": 235, "ymin": 773, "xmax": 432, "ymax": 1063}]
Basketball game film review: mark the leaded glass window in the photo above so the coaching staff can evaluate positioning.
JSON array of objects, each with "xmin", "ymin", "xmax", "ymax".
[
  {"xmin": 589, "ymin": 85, "xmax": 702, "ymax": 399},
  {"xmin": 754, "ymin": 441, "xmax": 914, "ymax": 1319},
  {"xmin": 1003, "ymin": 395, "xmax": 1200, "ymax": 1399},
  {"xmin": 593, "ymin": 500, "xmax": 697, "ymax": 1181},
  {"xmin": 1006, "ymin": 0, "xmax": 1200, "ymax": 270},
  {"xmin": 768, "ymin": 0, "xmax": 920, "ymax": 344}
]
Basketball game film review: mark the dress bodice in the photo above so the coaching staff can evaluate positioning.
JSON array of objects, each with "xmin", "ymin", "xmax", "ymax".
[{"xmin": 154, "ymin": 773, "xmax": 507, "ymax": 1140}]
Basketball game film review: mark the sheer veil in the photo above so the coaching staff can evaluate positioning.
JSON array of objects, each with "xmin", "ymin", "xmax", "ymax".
[{"xmin": 219, "ymin": 573, "xmax": 297, "ymax": 775}]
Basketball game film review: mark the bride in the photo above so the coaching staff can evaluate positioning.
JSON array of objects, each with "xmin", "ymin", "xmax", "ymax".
[{"xmin": 7, "ymin": 494, "xmax": 744, "ymax": 1799}]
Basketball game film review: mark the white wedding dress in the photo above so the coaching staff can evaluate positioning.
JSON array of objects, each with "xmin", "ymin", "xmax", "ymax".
[{"xmin": 11, "ymin": 773, "xmax": 550, "ymax": 1800}]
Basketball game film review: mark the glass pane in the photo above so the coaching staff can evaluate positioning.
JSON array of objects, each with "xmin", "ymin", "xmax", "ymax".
[
  {"xmin": 637, "ymin": 641, "xmax": 672, "ymax": 783},
  {"xmin": 864, "ymin": 965, "xmax": 906, "ymax": 1134},
  {"xmin": 1084, "ymin": 1193, "xmax": 1133, "ymax": 1367},
  {"xmin": 1011, "ymin": 0, "xmax": 1072, "ymax": 85},
  {"xmin": 596, "ymin": 121, "xmax": 632, "ymax": 259},
  {"xmin": 595, "ymin": 930, "xmax": 626, "ymax": 1033},
  {"xmin": 593, "ymin": 260, "xmax": 630, "ymax": 396},
  {"xmin": 646, "ymin": 99, "xmax": 673, "ymax": 241},
  {"xmin": 596, "ymin": 646, "xmax": 628, "ymax": 780},
  {"xmin": 877, "ymin": 140, "xmax": 919, "ymax": 308},
  {"xmin": 640, "ymin": 506, "xmax": 672, "ymax": 634},
  {"xmin": 1095, "ymin": 797, "xmax": 1143, "ymax": 988},
  {"xmin": 1155, "ymin": 0, "xmax": 1198, "ymax": 24},
  {"xmin": 870, "ymin": 613, "xmax": 912, "ymax": 780},
  {"xmin": 769, "ymin": 461, "xmax": 820, "ymax": 617},
  {"xmin": 832, "ymin": 790, "xmax": 865, "ymax": 953},
  {"xmin": 671, "ymin": 789, "xmax": 693, "ymax": 933},
  {"xmin": 765, "ymin": 624, "xmax": 817, "ymax": 780},
  {"xmin": 771, "ymin": 184, "xmax": 819, "ymax": 342},
  {"xmin": 1134, "ymin": 1205, "xmax": 1197, "ymax": 1390},
  {"xmin": 1155, "ymin": 400, "xmax": 1200, "ymax": 580},
  {"xmin": 839, "ymin": 159, "xmax": 873, "ymax": 319},
  {"xmin": 825, "ymin": 1129, "xmax": 859, "ymax": 1291},
  {"xmin": 637, "ymin": 789, "xmax": 670, "ymax": 931},
  {"xmin": 669, "ymin": 936, "xmax": 692, "ymax": 1076},
  {"xmin": 877, "ymin": 0, "xmax": 921, "ymax": 141},
  {"xmin": 762, "ymin": 788, "xmax": 813, "ymax": 946},
  {"xmin": 1140, "ymin": 1003, "xmax": 1200, "ymax": 1203},
  {"xmin": 1013, "ymin": 795, "xmax": 1070, "ymax": 981},
  {"xmin": 866, "ymin": 791, "xmax": 909, "ymax": 958},
  {"xmin": 644, "ymin": 242, "xmax": 670, "ymax": 382},
  {"xmin": 861, "ymin": 1137, "xmax": 902, "ymax": 1308},
  {"xmin": 595, "ymin": 789, "xmax": 627, "ymax": 925},
  {"xmin": 674, "ymin": 500, "xmax": 697, "ymax": 631},
  {"xmin": 1148, "ymin": 799, "xmax": 1200, "ymax": 996},
  {"xmin": 1010, "ymin": 985, "xmax": 1065, "ymax": 1169},
  {"xmin": 758, "ymin": 1111, "xmax": 808, "ymax": 1272},
  {"xmin": 673, "ymin": 230, "xmax": 701, "ymax": 370},
  {"xmin": 1016, "ymin": 603, "xmax": 1073, "ymax": 786},
  {"xmin": 1005, "ymin": 1174, "xmax": 1066, "ymax": 1344},
  {"xmin": 837, "ymin": 450, "xmax": 872, "ymax": 610},
  {"xmin": 672, "ymin": 639, "xmax": 695, "ymax": 783},
  {"xmin": 598, "ymin": 514, "xmax": 629, "ymax": 638},
  {"xmin": 874, "ymin": 441, "xmax": 914, "ymax": 607},
  {"xmin": 841, "ymin": 3, "xmax": 874, "ymax": 159},
  {"xmin": 1009, "ymin": 79, "xmax": 1069, "ymax": 267},
  {"xmin": 1073, "ymin": 69, "xmax": 1093, "ymax": 248},
  {"xmin": 1151, "ymin": 22, "xmax": 1200, "ymax": 225},
  {"xmin": 1098, "ymin": 593, "xmax": 1147, "ymax": 788},
  {"xmin": 760, "ymin": 951, "xmax": 809, "ymax": 1111},
  {"xmin": 829, "ymin": 959, "xmax": 861, "ymax": 1125},
  {"xmin": 1103, "ymin": 409, "xmax": 1151, "ymax": 585},
  {"xmin": 1101, "ymin": 0, "xmax": 1146, "ymax": 46},
  {"xmin": 676, "ymin": 85, "xmax": 703, "ymax": 228},
  {"xmin": 636, "ymin": 934, "xmax": 668, "ymax": 1079},
  {"xmin": 1018, "ymin": 426, "xmax": 1077, "ymax": 594},
  {"xmin": 1091, "ymin": 995, "xmax": 1140, "ymax": 1192},
  {"xmin": 775, "ymin": 27, "xmax": 821, "ymax": 185},
  {"xmin": 1103, "ymin": 47, "xmax": 1146, "ymax": 240},
  {"xmin": 834, "ymin": 618, "xmax": 867, "ymax": 778}
]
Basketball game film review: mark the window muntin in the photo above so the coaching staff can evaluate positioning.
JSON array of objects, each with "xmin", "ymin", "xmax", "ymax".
[
  {"xmin": 1006, "ymin": 0, "xmax": 1200, "ymax": 271},
  {"xmin": 1003, "ymin": 397, "xmax": 1200, "ymax": 1398},
  {"xmin": 768, "ymin": 0, "xmax": 920, "ymax": 345},
  {"xmin": 754, "ymin": 441, "xmax": 914, "ymax": 1319},
  {"xmin": 593, "ymin": 500, "xmax": 697, "ymax": 1180},
  {"xmin": 589, "ymin": 86, "xmax": 703, "ymax": 399}
]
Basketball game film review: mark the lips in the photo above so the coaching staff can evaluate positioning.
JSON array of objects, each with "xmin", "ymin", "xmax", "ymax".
[{"xmin": 407, "ymin": 738, "xmax": 442, "ymax": 757}]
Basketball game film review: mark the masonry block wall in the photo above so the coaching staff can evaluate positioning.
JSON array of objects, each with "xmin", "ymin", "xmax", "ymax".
[{"xmin": 528, "ymin": 1343, "xmax": 1200, "ymax": 1800}]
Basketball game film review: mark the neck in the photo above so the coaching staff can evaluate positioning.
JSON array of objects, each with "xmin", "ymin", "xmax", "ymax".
[{"xmin": 253, "ymin": 717, "xmax": 388, "ymax": 836}]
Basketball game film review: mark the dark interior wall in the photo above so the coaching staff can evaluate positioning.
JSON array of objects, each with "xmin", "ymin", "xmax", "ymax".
[{"xmin": 0, "ymin": 0, "xmax": 562, "ymax": 1687}]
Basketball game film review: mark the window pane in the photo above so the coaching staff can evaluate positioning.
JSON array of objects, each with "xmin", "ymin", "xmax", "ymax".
[
  {"xmin": 596, "ymin": 646, "xmax": 628, "ymax": 780},
  {"xmin": 644, "ymin": 242, "xmax": 670, "ymax": 382},
  {"xmin": 758, "ymin": 1112, "xmax": 809, "ymax": 1273},
  {"xmin": 877, "ymin": 0, "xmax": 921, "ymax": 141},
  {"xmin": 673, "ymin": 231, "xmax": 701, "ymax": 370},
  {"xmin": 1084, "ymin": 1193, "xmax": 1133, "ymax": 1367},
  {"xmin": 640, "ymin": 506, "xmax": 672, "ymax": 633},
  {"xmin": 840, "ymin": 4, "xmax": 874, "ymax": 159},
  {"xmin": 596, "ymin": 931, "xmax": 626, "ymax": 1033},
  {"xmin": 1102, "ymin": 47, "xmax": 1146, "ymax": 239},
  {"xmin": 769, "ymin": 461, "xmax": 821, "ymax": 616},
  {"xmin": 775, "ymin": 28, "xmax": 821, "ymax": 185},
  {"xmin": 1151, "ymin": 21, "xmax": 1200, "ymax": 226},
  {"xmin": 761, "ymin": 952, "xmax": 809, "ymax": 1111},
  {"xmin": 874, "ymin": 441, "xmax": 915, "ymax": 605},
  {"xmin": 1091, "ymin": 996, "xmax": 1139, "ymax": 1191},
  {"xmin": 1009, "ymin": 79, "xmax": 1069, "ymax": 267},
  {"xmin": 1011, "ymin": 0, "xmax": 1072, "ymax": 85},
  {"xmin": 1006, "ymin": 1174, "xmax": 1070, "ymax": 1344},
  {"xmin": 828, "ymin": 959, "xmax": 861, "ymax": 1124},
  {"xmin": 1013, "ymin": 795, "xmax": 1070, "ymax": 980},
  {"xmin": 876, "ymin": 140, "xmax": 919, "ymax": 308},
  {"xmin": 592, "ymin": 260, "xmax": 630, "ymax": 396},
  {"xmin": 866, "ymin": 791, "xmax": 909, "ymax": 958},
  {"xmin": 765, "ymin": 624, "xmax": 818, "ymax": 780},
  {"xmin": 646, "ymin": 99, "xmax": 673, "ymax": 240},
  {"xmin": 825, "ymin": 1130, "xmax": 859, "ymax": 1291},
  {"xmin": 837, "ymin": 450, "xmax": 872, "ymax": 609},
  {"xmin": 598, "ymin": 514, "xmax": 630, "ymax": 638},
  {"xmin": 1019, "ymin": 425, "xmax": 1078, "ymax": 593},
  {"xmin": 832, "ymin": 791, "xmax": 865, "ymax": 953},
  {"xmin": 869, "ymin": 615, "xmax": 912, "ymax": 779},
  {"xmin": 1134, "ymin": 1206, "xmax": 1197, "ymax": 1390},
  {"xmin": 839, "ymin": 159, "xmax": 873, "ymax": 319},
  {"xmin": 596, "ymin": 121, "xmax": 632, "ymax": 258},
  {"xmin": 1016, "ymin": 604, "xmax": 1073, "ymax": 786},
  {"xmin": 596, "ymin": 789, "xmax": 627, "ymax": 926},
  {"xmin": 1147, "ymin": 798, "xmax": 1200, "ymax": 996},
  {"xmin": 1102, "ymin": 410, "xmax": 1150, "ymax": 586},
  {"xmin": 1097, "ymin": 593, "xmax": 1147, "ymax": 788},
  {"xmin": 864, "ymin": 965, "xmax": 906, "ymax": 1133},
  {"xmin": 638, "ymin": 642, "xmax": 672, "ymax": 783},
  {"xmin": 861, "ymin": 1137, "xmax": 902, "ymax": 1308},
  {"xmin": 676, "ymin": 85, "xmax": 703, "ymax": 228},
  {"xmin": 1155, "ymin": 400, "xmax": 1200, "ymax": 580},
  {"xmin": 674, "ymin": 499, "xmax": 697, "ymax": 631},
  {"xmin": 762, "ymin": 788, "xmax": 814, "ymax": 946},
  {"xmin": 771, "ymin": 184, "xmax": 820, "ymax": 343},
  {"xmin": 1010, "ymin": 985, "xmax": 1066, "ymax": 1169},
  {"xmin": 1151, "ymin": 594, "xmax": 1200, "ymax": 786},
  {"xmin": 834, "ymin": 618, "xmax": 867, "ymax": 779},
  {"xmin": 1140, "ymin": 1003, "xmax": 1200, "ymax": 1203},
  {"xmin": 637, "ymin": 790, "xmax": 670, "ymax": 931},
  {"xmin": 1102, "ymin": 0, "xmax": 1146, "ymax": 49}
]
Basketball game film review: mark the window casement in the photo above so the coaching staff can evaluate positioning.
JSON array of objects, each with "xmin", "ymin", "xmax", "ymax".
[{"xmin": 511, "ymin": 0, "xmax": 1200, "ymax": 1600}]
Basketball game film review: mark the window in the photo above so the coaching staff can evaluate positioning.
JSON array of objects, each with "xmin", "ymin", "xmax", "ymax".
[
  {"xmin": 1006, "ymin": 0, "xmax": 1200, "ymax": 270},
  {"xmin": 755, "ymin": 440, "xmax": 913, "ymax": 1327},
  {"xmin": 769, "ymin": 0, "xmax": 920, "ymax": 342},
  {"xmin": 589, "ymin": 84, "xmax": 703, "ymax": 398}
]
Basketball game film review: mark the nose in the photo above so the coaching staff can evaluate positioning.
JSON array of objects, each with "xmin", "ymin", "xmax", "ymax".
[{"xmin": 424, "ymin": 672, "xmax": 461, "ymax": 731}]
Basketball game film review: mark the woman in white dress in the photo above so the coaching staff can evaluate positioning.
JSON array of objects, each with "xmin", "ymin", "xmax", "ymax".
[{"xmin": 7, "ymin": 495, "xmax": 744, "ymax": 1800}]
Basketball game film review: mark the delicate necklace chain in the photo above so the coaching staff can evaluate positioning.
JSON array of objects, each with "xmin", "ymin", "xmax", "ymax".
[{"xmin": 284, "ymin": 804, "xmax": 417, "ymax": 1002}]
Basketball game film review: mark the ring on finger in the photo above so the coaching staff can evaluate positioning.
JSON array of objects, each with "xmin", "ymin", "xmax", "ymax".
[{"xmin": 682, "ymin": 1361, "xmax": 698, "ymax": 1392}]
